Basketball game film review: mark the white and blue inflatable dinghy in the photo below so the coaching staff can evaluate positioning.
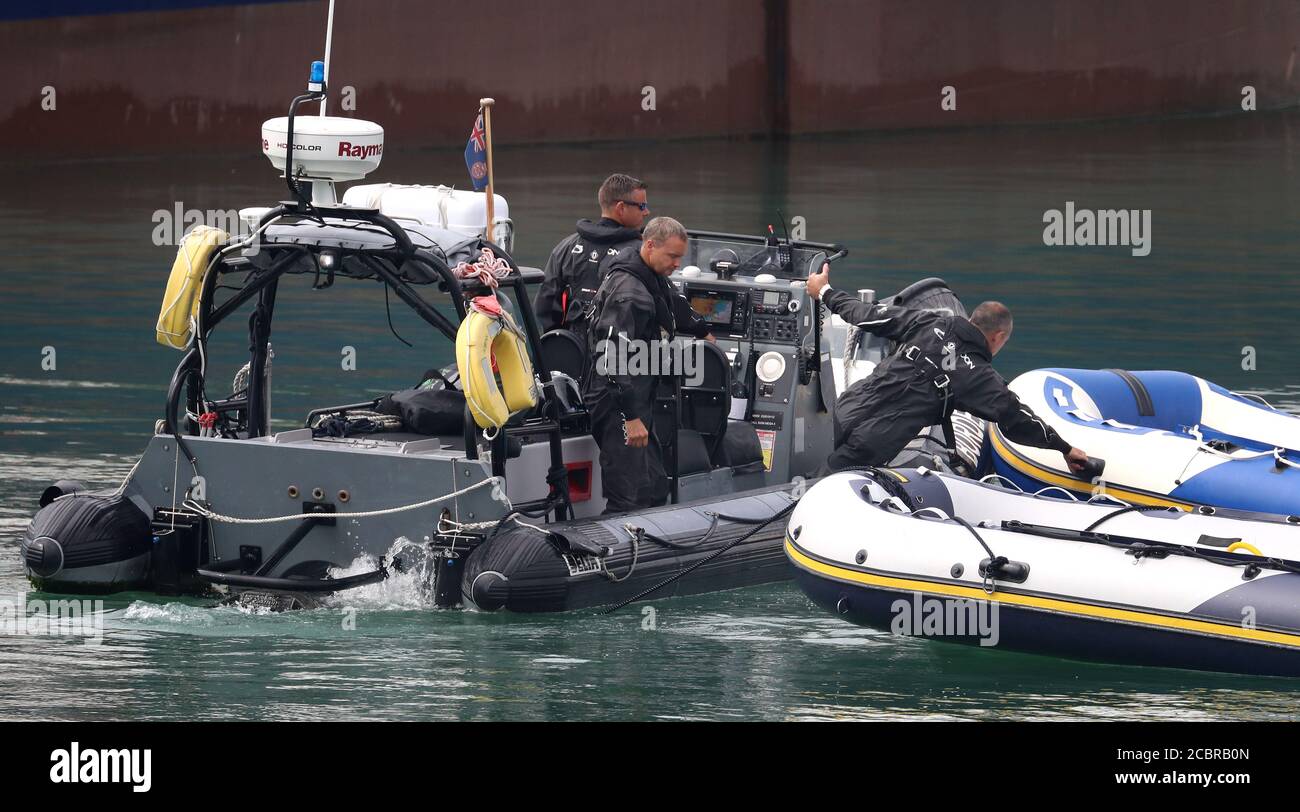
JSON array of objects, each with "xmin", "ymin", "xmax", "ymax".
[
  {"xmin": 787, "ymin": 469, "xmax": 1300, "ymax": 677},
  {"xmin": 992, "ymin": 368, "xmax": 1300, "ymax": 515}
]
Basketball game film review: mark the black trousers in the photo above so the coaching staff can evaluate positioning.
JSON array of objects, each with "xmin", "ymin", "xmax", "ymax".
[
  {"xmin": 824, "ymin": 405, "xmax": 928, "ymax": 474},
  {"xmin": 591, "ymin": 406, "xmax": 669, "ymax": 514}
]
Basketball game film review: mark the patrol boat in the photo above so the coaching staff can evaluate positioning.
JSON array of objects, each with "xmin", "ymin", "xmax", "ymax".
[
  {"xmin": 19, "ymin": 61, "xmax": 851, "ymax": 612},
  {"xmin": 789, "ymin": 468, "xmax": 1300, "ymax": 677}
]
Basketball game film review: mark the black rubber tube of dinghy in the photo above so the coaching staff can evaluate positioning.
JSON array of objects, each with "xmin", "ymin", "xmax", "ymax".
[
  {"xmin": 602, "ymin": 499, "xmax": 798, "ymax": 615},
  {"xmin": 194, "ymin": 566, "xmax": 387, "ymax": 593}
]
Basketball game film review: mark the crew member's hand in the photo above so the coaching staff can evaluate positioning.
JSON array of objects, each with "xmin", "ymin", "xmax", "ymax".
[
  {"xmin": 704, "ymin": 332, "xmax": 717, "ymax": 344},
  {"xmin": 806, "ymin": 262, "xmax": 830, "ymax": 301},
  {"xmin": 1064, "ymin": 447, "xmax": 1089, "ymax": 473},
  {"xmin": 625, "ymin": 417, "xmax": 649, "ymax": 448}
]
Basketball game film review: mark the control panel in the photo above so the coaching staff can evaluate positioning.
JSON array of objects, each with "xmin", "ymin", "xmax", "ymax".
[{"xmin": 678, "ymin": 280, "xmax": 807, "ymax": 346}]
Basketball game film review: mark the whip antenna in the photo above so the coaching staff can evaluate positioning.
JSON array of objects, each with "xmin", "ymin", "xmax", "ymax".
[{"xmin": 320, "ymin": 0, "xmax": 336, "ymax": 116}]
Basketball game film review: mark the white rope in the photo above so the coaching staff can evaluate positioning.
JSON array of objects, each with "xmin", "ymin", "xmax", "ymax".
[
  {"xmin": 979, "ymin": 474, "xmax": 1022, "ymax": 491},
  {"xmin": 1033, "ymin": 485, "xmax": 1080, "ymax": 501},
  {"xmin": 1087, "ymin": 492, "xmax": 1133, "ymax": 507},
  {"xmin": 437, "ymin": 514, "xmax": 553, "ymax": 540},
  {"xmin": 184, "ymin": 476, "xmax": 499, "ymax": 525},
  {"xmin": 1191, "ymin": 441, "xmax": 1300, "ymax": 470},
  {"xmin": 911, "ymin": 507, "xmax": 952, "ymax": 521},
  {"xmin": 880, "ymin": 496, "xmax": 910, "ymax": 513}
]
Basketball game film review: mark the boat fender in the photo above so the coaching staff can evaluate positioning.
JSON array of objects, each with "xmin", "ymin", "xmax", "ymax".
[
  {"xmin": 455, "ymin": 300, "xmax": 537, "ymax": 430},
  {"xmin": 156, "ymin": 225, "xmax": 228, "ymax": 349}
]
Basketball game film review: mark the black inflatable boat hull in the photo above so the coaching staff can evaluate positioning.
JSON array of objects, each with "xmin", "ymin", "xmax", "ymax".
[{"xmin": 462, "ymin": 486, "xmax": 797, "ymax": 613}]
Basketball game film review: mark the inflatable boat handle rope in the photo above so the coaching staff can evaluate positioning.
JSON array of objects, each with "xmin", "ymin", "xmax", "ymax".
[
  {"xmin": 181, "ymin": 476, "xmax": 500, "ymax": 524},
  {"xmin": 975, "ymin": 472, "xmax": 1134, "ymax": 507},
  {"xmin": 1185, "ymin": 425, "xmax": 1300, "ymax": 470},
  {"xmin": 867, "ymin": 468, "xmax": 1014, "ymax": 593}
]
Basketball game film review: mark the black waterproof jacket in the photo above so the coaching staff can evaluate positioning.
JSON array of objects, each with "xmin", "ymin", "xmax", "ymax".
[
  {"xmin": 534, "ymin": 218, "xmax": 642, "ymax": 335},
  {"xmin": 824, "ymin": 289, "xmax": 1071, "ymax": 471},
  {"xmin": 583, "ymin": 248, "xmax": 711, "ymax": 423},
  {"xmin": 536, "ymin": 220, "xmax": 711, "ymax": 342}
]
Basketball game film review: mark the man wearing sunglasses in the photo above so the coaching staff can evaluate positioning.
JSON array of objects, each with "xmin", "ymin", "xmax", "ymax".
[
  {"xmin": 534, "ymin": 173, "xmax": 653, "ymax": 338},
  {"xmin": 534, "ymin": 174, "xmax": 713, "ymax": 344}
]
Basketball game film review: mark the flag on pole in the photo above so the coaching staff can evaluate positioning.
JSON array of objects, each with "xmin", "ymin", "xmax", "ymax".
[{"xmin": 464, "ymin": 108, "xmax": 489, "ymax": 191}]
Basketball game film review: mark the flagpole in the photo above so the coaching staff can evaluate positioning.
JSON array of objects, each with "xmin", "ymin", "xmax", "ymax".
[{"xmin": 480, "ymin": 97, "xmax": 496, "ymax": 241}]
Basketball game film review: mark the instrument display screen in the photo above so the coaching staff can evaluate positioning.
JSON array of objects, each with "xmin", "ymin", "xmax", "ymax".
[
  {"xmin": 762, "ymin": 291, "xmax": 780, "ymax": 306},
  {"xmin": 690, "ymin": 293, "xmax": 735, "ymax": 326}
]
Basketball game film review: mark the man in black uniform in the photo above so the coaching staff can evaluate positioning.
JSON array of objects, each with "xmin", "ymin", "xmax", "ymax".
[
  {"xmin": 806, "ymin": 263, "xmax": 1089, "ymax": 474},
  {"xmin": 534, "ymin": 173, "xmax": 650, "ymax": 337},
  {"xmin": 534, "ymin": 173, "xmax": 714, "ymax": 345},
  {"xmin": 583, "ymin": 217, "xmax": 700, "ymax": 513}
]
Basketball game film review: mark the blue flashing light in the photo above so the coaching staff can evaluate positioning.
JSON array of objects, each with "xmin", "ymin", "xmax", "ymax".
[{"xmin": 310, "ymin": 61, "xmax": 325, "ymax": 84}]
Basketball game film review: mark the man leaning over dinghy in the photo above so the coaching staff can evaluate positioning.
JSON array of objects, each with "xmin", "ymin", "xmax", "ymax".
[{"xmin": 806, "ymin": 263, "xmax": 1089, "ymax": 475}]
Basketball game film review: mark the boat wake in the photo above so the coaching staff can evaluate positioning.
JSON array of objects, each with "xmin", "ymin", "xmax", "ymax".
[{"xmin": 317, "ymin": 537, "xmax": 441, "ymax": 612}]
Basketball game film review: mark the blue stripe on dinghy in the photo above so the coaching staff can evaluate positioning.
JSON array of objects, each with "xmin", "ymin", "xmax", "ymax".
[
  {"xmin": 1125, "ymin": 371, "xmax": 1204, "ymax": 429},
  {"xmin": 1172, "ymin": 454, "xmax": 1300, "ymax": 516},
  {"xmin": 1044, "ymin": 368, "xmax": 1203, "ymax": 431},
  {"xmin": 1038, "ymin": 370, "xmax": 1158, "ymax": 434}
]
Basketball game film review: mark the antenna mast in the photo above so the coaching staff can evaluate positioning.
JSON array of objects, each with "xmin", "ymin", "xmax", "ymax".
[{"xmin": 320, "ymin": 0, "xmax": 336, "ymax": 116}]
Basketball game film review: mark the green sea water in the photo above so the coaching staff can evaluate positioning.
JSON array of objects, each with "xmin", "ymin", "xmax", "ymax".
[{"xmin": 2, "ymin": 112, "xmax": 1299, "ymax": 720}]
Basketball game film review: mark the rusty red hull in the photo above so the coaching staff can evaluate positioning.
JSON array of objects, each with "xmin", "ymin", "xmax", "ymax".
[{"xmin": 3, "ymin": 0, "xmax": 1298, "ymax": 158}]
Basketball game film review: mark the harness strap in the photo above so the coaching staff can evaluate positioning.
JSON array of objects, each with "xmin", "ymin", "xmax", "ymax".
[{"xmin": 899, "ymin": 343, "xmax": 959, "ymax": 457}]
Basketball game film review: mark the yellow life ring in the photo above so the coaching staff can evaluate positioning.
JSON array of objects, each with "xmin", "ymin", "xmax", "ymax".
[
  {"xmin": 455, "ymin": 305, "xmax": 538, "ymax": 430},
  {"xmin": 156, "ymin": 225, "xmax": 228, "ymax": 349}
]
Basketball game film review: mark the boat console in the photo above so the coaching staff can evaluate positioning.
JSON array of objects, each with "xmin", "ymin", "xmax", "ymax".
[{"xmin": 668, "ymin": 230, "xmax": 845, "ymax": 483}]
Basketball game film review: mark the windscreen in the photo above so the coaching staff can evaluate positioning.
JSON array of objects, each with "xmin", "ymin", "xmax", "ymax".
[{"xmin": 684, "ymin": 234, "xmax": 827, "ymax": 280}]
